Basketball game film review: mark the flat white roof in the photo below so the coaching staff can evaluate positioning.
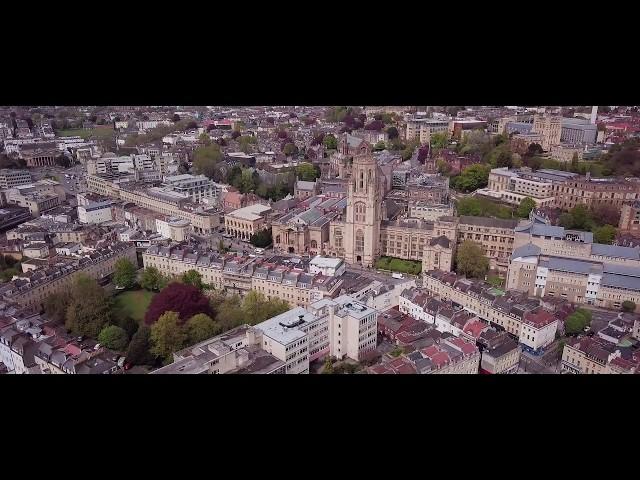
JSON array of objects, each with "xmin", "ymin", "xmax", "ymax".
[
  {"xmin": 228, "ymin": 203, "xmax": 271, "ymax": 221},
  {"xmin": 310, "ymin": 255, "xmax": 343, "ymax": 269},
  {"xmin": 254, "ymin": 307, "xmax": 314, "ymax": 345}
]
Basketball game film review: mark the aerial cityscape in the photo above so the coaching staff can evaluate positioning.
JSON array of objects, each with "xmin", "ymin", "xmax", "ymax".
[{"xmin": 1, "ymin": 105, "xmax": 640, "ymax": 375}]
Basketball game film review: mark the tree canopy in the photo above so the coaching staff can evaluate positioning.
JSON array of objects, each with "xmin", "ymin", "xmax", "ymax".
[
  {"xmin": 450, "ymin": 164, "xmax": 490, "ymax": 192},
  {"xmin": 193, "ymin": 143, "xmax": 223, "ymax": 179},
  {"xmin": 186, "ymin": 314, "xmax": 221, "ymax": 345},
  {"xmin": 150, "ymin": 311, "xmax": 188, "ymax": 362},
  {"xmin": 564, "ymin": 309, "xmax": 592, "ymax": 335},
  {"xmin": 323, "ymin": 134, "xmax": 337, "ymax": 150},
  {"xmin": 144, "ymin": 282, "xmax": 213, "ymax": 325},
  {"xmin": 140, "ymin": 266, "xmax": 167, "ymax": 291},
  {"xmin": 65, "ymin": 275, "xmax": 113, "ymax": 338},
  {"xmin": 517, "ymin": 197, "xmax": 536, "ymax": 218},
  {"xmin": 98, "ymin": 325, "xmax": 129, "ymax": 351},
  {"xmin": 296, "ymin": 162, "xmax": 319, "ymax": 181},
  {"xmin": 181, "ymin": 270, "xmax": 205, "ymax": 290},
  {"xmin": 455, "ymin": 241, "xmax": 489, "ymax": 279},
  {"xmin": 113, "ymin": 258, "xmax": 137, "ymax": 289},
  {"xmin": 250, "ymin": 229, "xmax": 273, "ymax": 248}
]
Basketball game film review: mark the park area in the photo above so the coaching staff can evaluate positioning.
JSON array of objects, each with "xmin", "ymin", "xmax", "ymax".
[
  {"xmin": 113, "ymin": 289, "xmax": 156, "ymax": 323},
  {"xmin": 375, "ymin": 256, "xmax": 422, "ymax": 275}
]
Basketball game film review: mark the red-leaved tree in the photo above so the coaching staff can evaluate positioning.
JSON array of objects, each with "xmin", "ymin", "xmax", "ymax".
[{"xmin": 144, "ymin": 283, "xmax": 213, "ymax": 325}]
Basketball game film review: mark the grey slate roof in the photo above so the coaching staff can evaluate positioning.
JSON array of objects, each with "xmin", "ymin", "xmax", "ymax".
[
  {"xmin": 541, "ymin": 257, "xmax": 602, "ymax": 275},
  {"xmin": 592, "ymin": 243, "xmax": 640, "ymax": 260},
  {"xmin": 511, "ymin": 243, "xmax": 541, "ymax": 260}
]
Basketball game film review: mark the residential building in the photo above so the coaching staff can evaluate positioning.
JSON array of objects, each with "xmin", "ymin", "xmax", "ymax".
[
  {"xmin": 455, "ymin": 215, "xmax": 518, "ymax": 271},
  {"xmin": 508, "ymin": 245, "xmax": 640, "ymax": 311},
  {"xmin": 309, "ymin": 256, "xmax": 345, "ymax": 277},
  {"xmin": 294, "ymin": 179, "xmax": 320, "ymax": 199},
  {"xmin": 485, "ymin": 167, "xmax": 577, "ymax": 206},
  {"xmin": 553, "ymin": 175, "xmax": 640, "ymax": 211},
  {"xmin": 78, "ymin": 201, "xmax": 113, "ymax": 224},
  {"xmin": 549, "ymin": 144, "xmax": 583, "ymax": 163},
  {"xmin": 151, "ymin": 325, "xmax": 287, "ymax": 374},
  {"xmin": 0, "ymin": 242, "xmax": 137, "ymax": 311},
  {"xmin": 87, "ymin": 177, "xmax": 220, "ymax": 234},
  {"xmin": 618, "ymin": 201, "xmax": 640, "ymax": 235},
  {"xmin": 405, "ymin": 118, "xmax": 449, "ymax": 144},
  {"xmin": 420, "ymin": 271, "xmax": 562, "ymax": 352},
  {"xmin": 477, "ymin": 329, "xmax": 521, "ymax": 374},
  {"xmin": 0, "ymin": 169, "xmax": 32, "ymax": 189},
  {"xmin": 561, "ymin": 336, "xmax": 619, "ymax": 374},
  {"xmin": 163, "ymin": 174, "xmax": 217, "ymax": 203}
]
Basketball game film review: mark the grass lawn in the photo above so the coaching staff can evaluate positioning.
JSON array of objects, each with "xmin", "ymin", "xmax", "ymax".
[
  {"xmin": 57, "ymin": 127, "xmax": 116, "ymax": 141},
  {"xmin": 375, "ymin": 256, "xmax": 422, "ymax": 275},
  {"xmin": 113, "ymin": 289, "xmax": 156, "ymax": 323}
]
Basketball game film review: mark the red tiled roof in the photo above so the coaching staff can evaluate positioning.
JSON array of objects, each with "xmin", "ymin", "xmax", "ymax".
[
  {"xmin": 430, "ymin": 351, "xmax": 450, "ymax": 368},
  {"xmin": 421, "ymin": 345, "xmax": 440, "ymax": 357},
  {"xmin": 463, "ymin": 319, "xmax": 488, "ymax": 339},
  {"xmin": 523, "ymin": 309, "xmax": 556, "ymax": 328}
]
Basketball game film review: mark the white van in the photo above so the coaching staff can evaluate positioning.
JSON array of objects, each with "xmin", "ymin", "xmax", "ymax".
[
  {"xmin": 392, "ymin": 272, "xmax": 404, "ymax": 279},
  {"xmin": 255, "ymin": 248, "xmax": 264, "ymax": 254}
]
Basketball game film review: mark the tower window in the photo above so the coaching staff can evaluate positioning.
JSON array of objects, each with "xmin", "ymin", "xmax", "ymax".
[{"xmin": 355, "ymin": 202, "xmax": 366, "ymax": 223}]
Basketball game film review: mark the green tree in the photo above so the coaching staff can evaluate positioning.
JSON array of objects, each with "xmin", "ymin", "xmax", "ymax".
[
  {"xmin": 0, "ymin": 267, "xmax": 19, "ymax": 282},
  {"xmin": 296, "ymin": 162, "xmax": 318, "ymax": 181},
  {"xmin": 430, "ymin": 131, "xmax": 449, "ymax": 150},
  {"xmin": 592, "ymin": 224, "xmax": 617, "ymax": 244},
  {"xmin": 373, "ymin": 140, "xmax": 386, "ymax": 151},
  {"xmin": 44, "ymin": 291, "xmax": 72, "ymax": 324},
  {"xmin": 217, "ymin": 239, "xmax": 229, "ymax": 254},
  {"xmin": 242, "ymin": 291, "xmax": 272, "ymax": 325},
  {"xmin": 517, "ymin": 197, "xmax": 536, "ymax": 218},
  {"xmin": 250, "ymin": 229, "xmax": 273, "ymax": 248},
  {"xmin": 239, "ymin": 168, "xmax": 256, "ymax": 193},
  {"xmin": 193, "ymin": 143, "xmax": 223, "ymax": 178},
  {"xmin": 622, "ymin": 300, "xmax": 636, "ymax": 313},
  {"xmin": 150, "ymin": 311, "xmax": 188, "ymax": 362},
  {"xmin": 322, "ymin": 356, "xmax": 334, "ymax": 374},
  {"xmin": 238, "ymin": 135, "xmax": 256, "ymax": 154},
  {"xmin": 199, "ymin": 132, "xmax": 212, "ymax": 146},
  {"xmin": 559, "ymin": 204, "xmax": 594, "ymax": 230},
  {"xmin": 323, "ymin": 134, "xmax": 337, "ymax": 150},
  {"xmin": 65, "ymin": 275, "xmax": 113, "ymax": 338},
  {"xmin": 113, "ymin": 258, "xmax": 137, "ymax": 289},
  {"xmin": 436, "ymin": 159, "xmax": 452, "ymax": 175},
  {"xmin": 564, "ymin": 309, "xmax": 592, "ymax": 335},
  {"xmin": 181, "ymin": 270, "xmax": 204, "ymax": 290},
  {"xmin": 140, "ymin": 266, "xmax": 166, "ymax": 291},
  {"xmin": 455, "ymin": 241, "xmax": 489, "ymax": 279},
  {"xmin": 386, "ymin": 126, "xmax": 399, "ymax": 140},
  {"xmin": 452, "ymin": 164, "xmax": 490, "ymax": 192},
  {"xmin": 283, "ymin": 142, "xmax": 298, "ymax": 156},
  {"xmin": 186, "ymin": 314, "xmax": 220, "ymax": 345},
  {"xmin": 98, "ymin": 325, "xmax": 129, "ymax": 351},
  {"xmin": 487, "ymin": 143, "xmax": 513, "ymax": 168},
  {"xmin": 125, "ymin": 325, "xmax": 155, "ymax": 366},
  {"xmin": 215, "ymin": 295, "xmax": 245, "ymax": 330}
]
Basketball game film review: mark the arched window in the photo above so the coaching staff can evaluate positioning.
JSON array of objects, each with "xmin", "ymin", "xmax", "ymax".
[
  {"xmin": 310, "ymin": 240, "xmax": 317, "ymax": 249},
  {"xmin": 359, "ymin": 171, "xmax": 364, "ymax": 190},
  {"xmin": 275, "ymin": 235, "xmax": 281, "ymax": 244},
  {"xmin": 354, "ymin": 202, "xmax": 366, "ymax": 223},
  {"xmin": 355, "ymin": 229, "xmax": 364, "ymax": 253}
]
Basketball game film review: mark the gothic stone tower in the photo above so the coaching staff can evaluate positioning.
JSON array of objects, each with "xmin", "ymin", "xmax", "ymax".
[{"xmin": 344, "ymin": 144, "xmax": 382, "ymax": 267}]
